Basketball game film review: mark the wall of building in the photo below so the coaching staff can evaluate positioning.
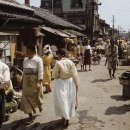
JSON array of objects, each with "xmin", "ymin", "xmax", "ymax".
[
  {"xmin": 62, "ymin": 0, "xmax": 87, "ymax": 12},
  {"xmin": 0, "ymin": 35, "xmax": 17, "ymax": 64}
]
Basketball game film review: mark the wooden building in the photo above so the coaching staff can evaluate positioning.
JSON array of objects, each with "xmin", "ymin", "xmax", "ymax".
[
  {"xmin": 32, "ymin": 6, "xmax": 85, "ymax": 50},
  {"xmin": 0, "ymin": 0, "xmax": 43, "ymax": 63}
]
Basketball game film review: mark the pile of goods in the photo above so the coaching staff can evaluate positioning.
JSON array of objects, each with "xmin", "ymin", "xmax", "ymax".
[
  {"xmin": 4, "ymin": 89, "xmax": 22, "ymax": 121},
  {"xmin": 119, "ymin": 71, "xmax": 130, "ymax": 98},
  {"xmin": 119, "ymin": 71, "xmax": 130, "ymax": 86}
]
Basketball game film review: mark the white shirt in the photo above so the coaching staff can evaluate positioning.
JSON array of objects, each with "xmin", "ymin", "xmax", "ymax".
[
  {"xmin": 52, "ymin": 58, "xmax": 79, "ymax": 86},
  {"xmin": 23, "ymin": 55, "xmax": 43, "ymax": 80},
  {"xmin": 0, "ymin": 60, "xmax": 10, "ymax": 85},
  {"xmin": 85, "ymin": 45, "xmax": 92, "ymax": 54}
]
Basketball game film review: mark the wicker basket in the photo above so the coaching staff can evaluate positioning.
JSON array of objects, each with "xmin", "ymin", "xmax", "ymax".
[{"xmin": 119, "ymin": 78, "xmax": 130, "ymax": 86}]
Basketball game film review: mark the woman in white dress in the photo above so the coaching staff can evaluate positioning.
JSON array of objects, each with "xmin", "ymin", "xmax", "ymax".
[{"xmin": 52, "ymin": 49, "xmax": 79, "ymax": 128}]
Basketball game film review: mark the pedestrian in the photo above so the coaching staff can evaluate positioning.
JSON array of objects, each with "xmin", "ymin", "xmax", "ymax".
[
  {"xmin": 21, "ymin": 46, "xmax": 44, "ymax": 124},
  {"xmin": 42, "ymin": 47, "xmax": 53, "ymax": 94},
  {"xmin": 78, "ymin": 53, "xmax": 84, "ymax": 71},
  {"xmin": 76, "ymin": 42, "xmax": 81, "ymax": 56},
  {"xmin": 104, "ymin": 39, "xmax": 110, "ymax": 66},
  {"xmin": 50, "ymin": 44, "xmax": 58, "ymax": 56},
  {"xmin": 84, "ymin": 42, "xmax": 92, "ymax": 71},
  {"xmin": 80, "ymin": 43, "xmax": 85, "ymax": 55},
  {"xmin": 0, "ymin": 48, "xmax": 11, "ymax": 128},
  {"xmin": 118, "ymin": 40, "xmax": 124, "ymax": 62},
  {"xmin": 107, "ymin": 39, "xmax": 118, "ymax": 79},
  {"xmin": 52, "ymin": 49, "xmax": 79, "ymax": 128}
]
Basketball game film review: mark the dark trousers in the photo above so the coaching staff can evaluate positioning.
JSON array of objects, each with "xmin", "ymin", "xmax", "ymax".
[{"xmin": 0, "ymin": 89, "xmax": 5, "ymax": 124}]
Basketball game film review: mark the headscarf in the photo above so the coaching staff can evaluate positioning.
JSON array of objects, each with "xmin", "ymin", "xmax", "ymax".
[{"xmin": 43, "ymin": 44, "xmax": 52, "ymax": 55}]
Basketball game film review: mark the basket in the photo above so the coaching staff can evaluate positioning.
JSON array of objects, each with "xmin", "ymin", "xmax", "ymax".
[{"xmin": 119, "ymin": 78, "xmax": 130, "ymax": 86}]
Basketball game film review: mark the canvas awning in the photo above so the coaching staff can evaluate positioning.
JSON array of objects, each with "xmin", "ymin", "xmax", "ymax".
[{"xmin": 42, "ymin": 27, "xmax": 70, "ymax": 38}]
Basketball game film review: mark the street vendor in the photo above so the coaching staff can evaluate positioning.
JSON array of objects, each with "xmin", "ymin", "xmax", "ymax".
[
  {"xmin": 21, "ymin": 46, "xmax": 44, "ymax": 124},
  {"xmin": 0, "ymin": 48, "xmax": 11, "ymax": 128}
]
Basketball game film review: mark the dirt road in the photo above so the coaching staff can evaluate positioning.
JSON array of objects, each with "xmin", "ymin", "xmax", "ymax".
[{"xmin": 1, "ymin": 59, "xmax": 130, "ymax": 130}]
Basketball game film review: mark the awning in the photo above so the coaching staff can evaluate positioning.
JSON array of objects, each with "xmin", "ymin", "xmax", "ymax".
[
  {"xmin": 58, "ymin": 30, "xmax": 77, "ymax": 38},
  {"xmin": 0, "ymin": 32, "xmax": 19, "ymax": 36},
  {"xmin": 42, "ymin": 27, "xmax": 70, "ymax": 38},
  {"xmin": 67, "ymin": 30, "xmax": 86, "ymax": 37}
]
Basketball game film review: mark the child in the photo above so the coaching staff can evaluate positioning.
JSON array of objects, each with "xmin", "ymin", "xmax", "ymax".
[{"xmin": 78, "ymin": 53, "xmax": 84, "ymax": 71}]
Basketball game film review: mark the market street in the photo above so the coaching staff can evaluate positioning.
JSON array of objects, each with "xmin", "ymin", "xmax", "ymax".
[{"xmin": 1, "ymin": 58, "xmax": 130, "ymax": 130}]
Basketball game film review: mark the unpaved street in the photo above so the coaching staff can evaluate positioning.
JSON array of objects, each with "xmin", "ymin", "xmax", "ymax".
[{"xmin": 1, "ymin": 59, "xmax": 130, "ymax": 130}]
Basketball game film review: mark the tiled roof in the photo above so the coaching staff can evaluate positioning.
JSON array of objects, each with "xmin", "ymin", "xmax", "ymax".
[
  {"xmin": 0, "ymin": 10, "xmax": 42, "ymax": 23},
  {"xmin": 32, "ymin": 7, "xmax": 83, "ymax": 31},
  {"xmin": 0, "ymin": 0, "xmax": 34, "ymax": 11}
]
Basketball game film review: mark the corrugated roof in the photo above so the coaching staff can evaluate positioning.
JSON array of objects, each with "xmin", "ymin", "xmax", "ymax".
[
  {"xmin": 32, "ymin": 7, "xmax": 83, "ymax": 31},
  {"xmin": 0, "ymin": 0, "xmax": 34, "ymax": 11},
  {"xmin": 42, "ymin": 27, "xmax": 70, "ymax": 38},
  {"xmin": 0, "ymin": 10, "xmax": 42, "ymax": 23}
]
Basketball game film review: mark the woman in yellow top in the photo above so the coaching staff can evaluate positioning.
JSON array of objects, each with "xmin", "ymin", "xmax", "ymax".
[{"xmin": 42, "ymin": 49, "xmax": 53, "ymax": 94}]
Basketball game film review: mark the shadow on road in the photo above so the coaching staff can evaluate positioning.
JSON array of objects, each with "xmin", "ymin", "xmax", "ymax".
[
  {"xmin": 77, "ymin": 110, "xmax": 88, "ymax": 124},
  {"xmin": 78, "ymin": 70, "xmax": 86, "ymax": 72},
  {"xmin": 91, "ymin": 78, "xmax": 111, "ymax": 83},
  {"xmin": 2, "ymin": 118, "xmax": 65, "ymax": 130},
  {"xmin": 111, "ymin": 95, "xmax": 130, "ymax": 101},
  {"xmin": 77, "ymin": 110, "xmax": 105, "ymax": 130},
  {"xmin": 105, "ymin": 104, "xmax": 130, "ymax": 115}
]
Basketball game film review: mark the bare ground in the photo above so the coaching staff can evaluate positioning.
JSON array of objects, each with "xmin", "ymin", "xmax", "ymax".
[{"xmin": 1, "ymin": 58, "xmax": 130, "ymax": 130}]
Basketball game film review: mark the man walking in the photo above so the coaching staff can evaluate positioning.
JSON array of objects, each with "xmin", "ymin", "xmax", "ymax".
[
  {"xmin": 107, "ymin": 39, "xmax": 118, "ymax": 79},
  {"xmin": 0, "ymin": 48, "xmax": 11, "ymax": 128},
  {"xmin": 21, "ymin": 46, "xmax": 44, "ymax": 124}
]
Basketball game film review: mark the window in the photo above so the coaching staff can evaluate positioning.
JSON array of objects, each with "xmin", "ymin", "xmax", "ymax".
[
  {"xmin": 53, "ymin": 0, "xmax": 61, "ymax": 8},
  {"xmin": 71, "ymin": 0, "xmax": 83, "ymax": 8},
  {"xmin": 41, "ymin": 0, "xmax": 52, "ymax": 8},
  {"xmin": 41, "ymin": 0, "xmax": 61, "ymax": 8}
]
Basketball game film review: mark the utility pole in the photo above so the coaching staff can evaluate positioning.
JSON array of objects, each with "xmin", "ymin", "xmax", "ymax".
[
  {"xmin": 118, "ymin": 25, "xmax": 120, "ymax": 38},
  {"xmin": 91, "ymin": 0, "xmax": 95, "ymax": 46},
  {"xmin": 90, "ymin": 0, "xmax": 101, "ymax": 46},
  {"xmin": 112, "ymin": 15, "xmax": 115, "ymax": 36}
]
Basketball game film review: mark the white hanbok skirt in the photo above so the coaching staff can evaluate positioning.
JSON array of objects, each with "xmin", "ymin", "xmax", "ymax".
[{"xmin": 53, "ymin": 78, "xmax": 76, "ymax": 120}]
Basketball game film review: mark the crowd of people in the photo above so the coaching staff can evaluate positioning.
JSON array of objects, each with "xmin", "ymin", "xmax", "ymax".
[
  {"xmin": 0, "ymin": 46, "xmax": 79, "ymax": 128},
  {"xmin": 0, "ymin": 37, "xmax": 130, "ymax": 128},
  {"xmin": 76, "ymin": 41, "xmax": 93, "ymax": 71},
  {"xmin": 104, "ymin": 38, "xmax": 130, "ymax": 79},
  {"xmin": 76, "ymin": 38, "xmax": 130, "ymax": 80}
]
